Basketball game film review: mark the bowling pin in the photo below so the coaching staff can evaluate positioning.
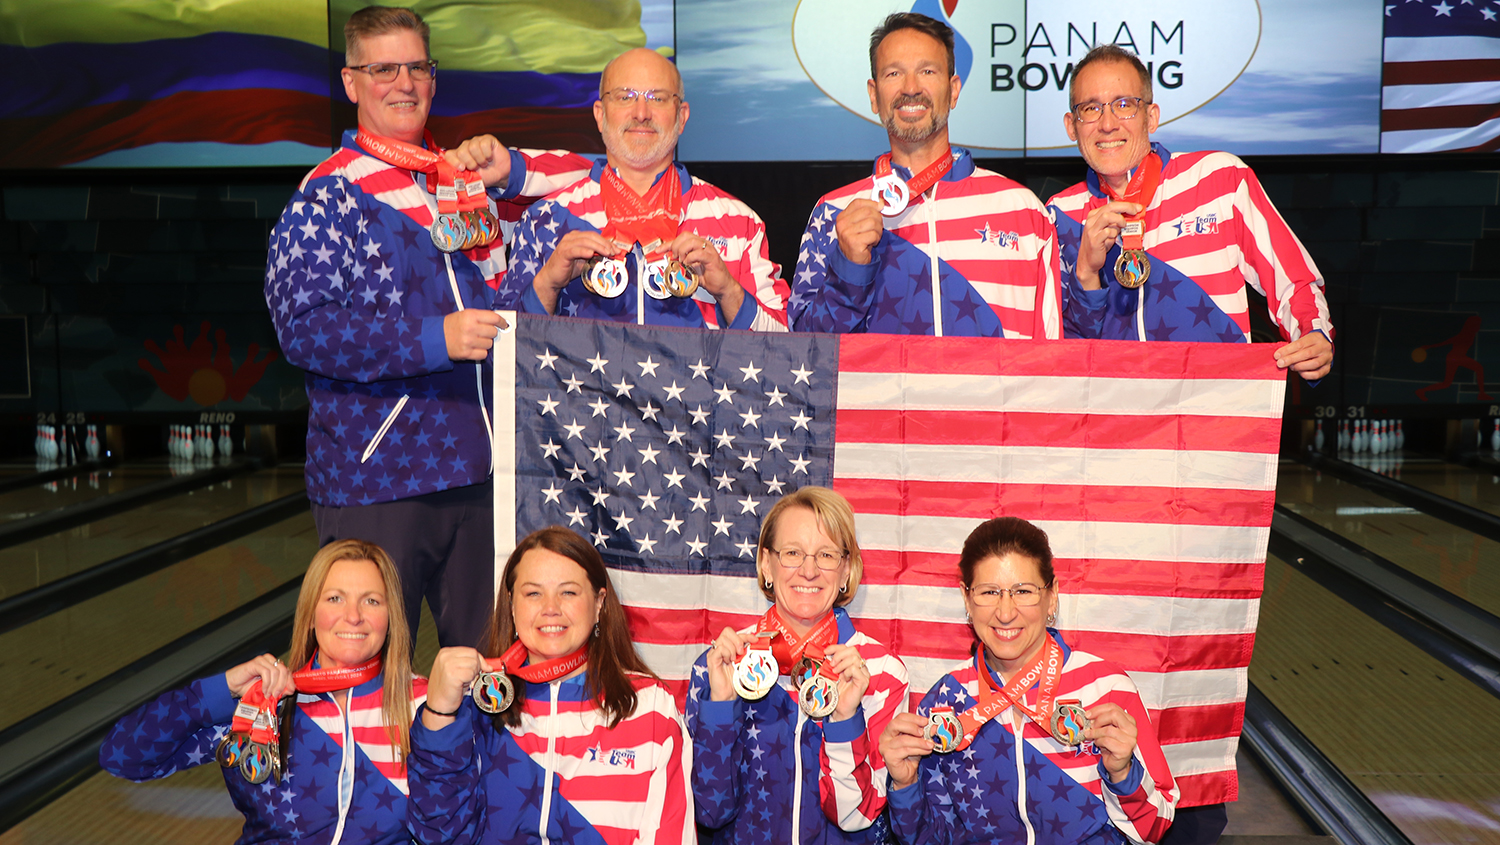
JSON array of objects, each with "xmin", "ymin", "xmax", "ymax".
[
  {"xmin": 167, "ymin": 425, "xmax": 177, "ymax": 458},
  {"xmin": 196, "ymin": 425, "xmax": 214, "ymax": 461},
  {"xmin": 34, "ymin": 424, "xmax": 42, "ymax": 458},
  {"xmin": 46, "ymin": 426, "xmax": 58, "ymax": 461},
  {"xmin": 1338, "ymin": 420, "xmax": 1348, "ymax": 452},
  {"xmin": 218, "ymin": 424, "xmax": 233, "ymax": 458},
  {"xmin": 1396, "ymin": 420, "xmax": 1405, "ymax": 450},
  {"xmin": 85, "ymin": 425, "xmax": 99, "ymax": 460},
  {"xmin": 1491, "ymin": 419, "xmax": 1499, "ymax": 452},
  {"xmin": 1315, "ymin": 421, "xmax": 1325, "ymax": 452},
  {"xmin": 1371, "ymin": 420, "xmax": 1384, "ymax": 454},
  {"xmin": 181, "ymin": 425, "xmax": 194, "ymax": 462}
]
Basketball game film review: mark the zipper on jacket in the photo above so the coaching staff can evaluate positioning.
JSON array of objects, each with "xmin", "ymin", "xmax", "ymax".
[
  {"xmin": 360, "ymin": 394, "xmax": 409, "ymax": 464},
  {"xmin": 328, "ymin": 694, "xmax": 356, "ymax": 845},
  {"xmin": 792, "ymin": 707, "xmax": 807, "ymax": 845},
  {"xmin": 539, "ymin": 683, "xmax": 560, "ymax": 845},
  {"xmin": 926, "ymin": 182, "xmax": 942, "ymax": 337}
]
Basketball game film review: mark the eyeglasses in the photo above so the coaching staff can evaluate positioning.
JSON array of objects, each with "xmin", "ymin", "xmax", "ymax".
[
  {"xmin": 347, "ymin": 60, "xmax": 438, "ymax": 83},
  {"xmin": 1070, "ymin": 96, "xmax": 1148, "ymax": 124},
  {"xmin": 771, "ymin": 548, "xmax": 848, "ymax": 571},
  {"xmin": 966, "ymin": 583, "xmax": 1048, "ymax": 607},
  {"xmin": 601, "ymin": 88, "xmax": 682, "ymax": 108}
]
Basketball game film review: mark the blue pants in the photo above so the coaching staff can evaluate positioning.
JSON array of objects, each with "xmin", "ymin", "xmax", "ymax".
[{"xmin": 312, "ymin": 480, "xmax": 495, "ymax": 651}]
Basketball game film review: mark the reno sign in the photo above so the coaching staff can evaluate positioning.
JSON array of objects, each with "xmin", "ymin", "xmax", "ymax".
[{"xmin": 791, "ymin": 0, "xmax": 1261, "ymax": 150}]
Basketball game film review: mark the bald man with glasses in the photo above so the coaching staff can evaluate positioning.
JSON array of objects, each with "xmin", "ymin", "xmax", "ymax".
[
  {"xmin": 456, "ymin": 47, "xmax": 789, "ymax": 330},
  {"xmin": 1049, "ymin": 44, "xmax": 1334, "ymax": 382}
]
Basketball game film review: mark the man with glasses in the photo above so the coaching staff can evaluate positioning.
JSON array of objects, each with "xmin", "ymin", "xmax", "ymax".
[
  {"xmin": 263, "ymin": 5, "xmax": 590, "ymax": 654},
  {"xmin": 1050, "ymin": 45, "xmax": 1334, "ymax": 381},
  {"xmin": 488, "ymin": 47, "xmax": 790, "ymax": 330},
  {"xmin": 790, "ymin": 12, "xmax": 1061, "ymax": 340}
]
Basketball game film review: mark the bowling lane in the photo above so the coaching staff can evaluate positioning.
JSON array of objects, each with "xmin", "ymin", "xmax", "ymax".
[
  {"xmin": 0, "ymin": 512, "xmax": 318, "ymax": 732},
  {"xmin": 1254, "ymin": 552, "xmax": 1500, "ymax": 845},
  {"xmin": 0, "ymin": 602, "xmax": 443, "ymax": 845},
  {"xmin": 1343, "ymin": 453, "xmax": 1500, "ymax": 518},
  {"xmin": 1277, "ymin": 460, "xmax": 1500, "ymax": 618},
  {"xmin": 0, "ymin": 462, "xmax": 179, "ymax": 524},
  {"xmin": 0, "ymin": 465, "xmax": 305, "ymax": 600}
]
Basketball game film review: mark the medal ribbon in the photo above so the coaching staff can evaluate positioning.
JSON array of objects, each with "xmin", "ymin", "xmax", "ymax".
[
  {"xmin": 292, "ymin": 656, "xmax": 383, "ymax": 694},
  {"xmin": 1100, "ymin": 151, "xmax": 1163, "ymax": 253},
  {"xmin": 599, "ymin": 164, "xmax": 682, "ymax": 259},
  {"xmin": 231, "ymin": 681, "xmax": 279, "ymax": 746},
  {"xmin": 759, "ymin": 606, "xmax": 839, "ymax": 675},
  {"xmin": 354, "ymin": 127, "xmax": 487, "ymax": 216},
  {"xmin": 484, "ymin": 640, "xmax": 590, "ymax": 683},
  {"xmin": 949, "ymin": 636, "xmax": 1065, "ymax": 752},
  {"xmin": 874, "ymin": 148, "xmax": 954, "ymax": 199}
]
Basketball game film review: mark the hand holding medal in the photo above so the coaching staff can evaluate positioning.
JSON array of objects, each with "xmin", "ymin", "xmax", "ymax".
[
  {"xmin": 354, "ymin": 128, "xmax": 498, "ymax": 254},
  {"xmin": 731, "ymin": 633, "xmax": 779, "ymax": 700},
  {"xmin": 877, "ymin": 712, "xmax": 939, "ymax": 791},
  {"xmin": 1077, "ymin": 701, "xmax": 1138, "ymax": 782},
  {"xmin": 1099, "ymin": 152, "xmax": 1163, "ymax": 290}
]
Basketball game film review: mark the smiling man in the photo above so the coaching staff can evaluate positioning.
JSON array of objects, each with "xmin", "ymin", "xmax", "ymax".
[
  {"xmin": 493, "ymin": 47, "xmax": 789, "ymax": 330},
  {"xmin": 264, "ymin": 5, "xmax": 590, "ymax": 654},
  {"xmin": 791, "ymin": 12, "xmax": 1060, "ymax": 339},
  {"xmin": 1049, "ymin": 44, "xmax": 1334, "ymax": 381}
]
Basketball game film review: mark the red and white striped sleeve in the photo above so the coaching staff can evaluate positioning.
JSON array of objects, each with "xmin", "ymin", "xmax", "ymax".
[
  {"xmin": 818, "ymin": 636, "xmax": 909, "ymax": 831},
  {"xmin": 684, "ymin": 179, "xmax": 790, "ymax": 332},
  {"xmin": 513, "ymin": 149, "xmax": 594, "ymax": 199},
  {"xmin": 636, "ymin": 681, "xmax": 696, "ymax": 845},
  {"xmin": 1230, "ymin": 157, "xmax": 1333, "ymax": 342}
]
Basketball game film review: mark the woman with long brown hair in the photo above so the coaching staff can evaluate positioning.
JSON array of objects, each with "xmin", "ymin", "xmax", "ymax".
[
  {"xmin": 100, "ymin": 539, "xmax": 424, "ymax": 844},
  {"xmin": 408, "ymin": 525, "xmax": 693, "ymax": 844}
]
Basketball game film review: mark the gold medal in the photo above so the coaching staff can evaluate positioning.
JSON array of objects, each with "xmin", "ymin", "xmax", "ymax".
[
  {"xmin": 239, "ymin": 741, "xmax": 275, "ymax": 784},
  {"xmin": 665, "ymin": 259, "xmax": 700, "ymax": 298},
  {"xmin": 217, "ymin": 732, "xmax": 250, "ymax": 768},
  {"xmin": 798, "ymin": 673, "xmax": 839, "ymax": 719},
  {"xmin": 1114, "ymin": 249, "xmax": 1150, "ymax": 289}
]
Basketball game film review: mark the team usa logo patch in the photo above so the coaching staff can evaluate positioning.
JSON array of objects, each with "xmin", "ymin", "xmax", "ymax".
[
  {"xmin": 976, "ymin": 223, "xmax": 1020, "ymax": 249},
  {"xmin": 586, "ymin": 744, "xmax": 638, "ymax": 769},
  {"xmin": 1172, "ymin": 213, "xmax": 1220, "ymax": 237}
]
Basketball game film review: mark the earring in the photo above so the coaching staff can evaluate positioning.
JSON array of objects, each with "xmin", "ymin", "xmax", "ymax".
[
  {"xmin": 765, "ymin": 578, "xmax": 773, "ymax": 589},
  {"xmin": 594, "ymin": 623, "xmax": 600, "ymax": 639},
  {"xmin": 839, "ymin": 583, "xmax": 847, "ymax": 594},
  {"xmin": 1046, "ymin": 613, "xmax": 1057, "ymax": 626}
]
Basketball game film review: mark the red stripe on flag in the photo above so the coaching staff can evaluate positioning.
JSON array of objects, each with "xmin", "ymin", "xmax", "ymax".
[
  {"xmin": 1383, "ymin": 59, "xmax": 1500, "ymax": 86},
  {"xmin": 834, "ymin": 409, "xmax": 1281, "ymax": 454},
  {"xmin": 1148, "ymin": 702, "xmax": 1246, "ymax": 744},
  {"xmin": 837, "ymin": 478, "xmax": 1275, "ymax": 528},
  {"xmin": 836, "ymin": 335, "xmax": 1285, "ymax": 381},
  {"xmin": 0, "ymin": 89, "xmax": 330, "ymax": 168},
  {"xmin": 1174, "ymin": 770, "xmax": 1238, "ymax": 805},
  {"xmin": 1381, "ymin": 102, "xmax": 1500, "ymax": 132}
]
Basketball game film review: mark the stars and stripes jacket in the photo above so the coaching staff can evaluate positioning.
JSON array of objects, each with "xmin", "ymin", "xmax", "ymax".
[
  {"xmin": 264, "ymin": 129, "xmax": 590, "ymax": 507},
  {"xmin": 496, "ymin": 161, "xmax": 790, "ymax": 331},
  {"xmin": 407, "ymin": 673, "xmax": 694, "ymax": 845},
  {"xmin": 1048, "ymin": 143, "xmax": 1333, "ymax": 344},
  {"xmin": 99, "ymin": 671, "xmax": 428, "ymax": 845},
  {"xmin": 686, "ymin": 608, "xmax": 909, "ymax": 845},
  {"xmin": 887, "ymin": 632, "xmax": 1176, "ymax": 845},
  {"xmin": 789, "ymin": 148, "xmax": 1062, "ymax": 339}
]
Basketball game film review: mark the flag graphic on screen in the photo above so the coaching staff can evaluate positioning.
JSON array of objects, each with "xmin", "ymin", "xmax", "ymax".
[
  {"xmin": 0, "ymin": 0, "xmax": 649, "ymax": 168},
  {"xmin": 1381, "ymin": 0, "xmax": 1500, "ymax": 153},
  {"xmin": 492, "ymin": 315, "xmax": 1285, "ymax": 809}
]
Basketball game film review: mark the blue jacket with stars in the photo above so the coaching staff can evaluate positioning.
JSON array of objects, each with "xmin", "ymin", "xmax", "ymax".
[
  {"xmin": 686, "ymin": 609, "xmax": 909, "ymax": 845},
  {"xmin": 887, "ymin": 634, "xmax": 1176, "ymax": 845},
  {"xmin": 99, "ymin": 672, "xmax": 424, "ymax": 845},
  {"xmin": 266, "ymin": 130, "xmax": 557, "ymax": 507}
]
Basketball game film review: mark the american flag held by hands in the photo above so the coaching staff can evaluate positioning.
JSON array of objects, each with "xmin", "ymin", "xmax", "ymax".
[{"xmin": 492, "ymin": 313, "xmax": 1286, "ymax": 807}]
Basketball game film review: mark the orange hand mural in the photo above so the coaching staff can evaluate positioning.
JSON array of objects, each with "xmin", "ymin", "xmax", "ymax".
[{"xmin": 138, "ymin": 321, "xmax": 278, "ymax": 406}]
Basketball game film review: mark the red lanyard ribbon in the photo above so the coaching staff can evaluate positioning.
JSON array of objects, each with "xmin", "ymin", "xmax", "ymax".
[
  {"xmin": 485, "ymin": 640, "xmax": 590, "ymax": 683},
  {"xmin": 949, "ymin": 636, "xmax": 1064, "ymax": 752},
  {"xmin": 354, "ymin": 127, "xmax": 488, "ymax": 216},
  {"xmin": 293, "ymin": 656, "xmax": 383, "ymax": 694},
  {"xmin": 758, "ymin": 606, "xmax": 839, "ymax": 675},
  {"xmin": 875, "ymin": 149, "xmax": 954, "ymax": 197},
  {"xmin": 231, "ymin": 681, "xmax": 280, "ymax": 746},
  {"xmin": 599, "ymin": 164, "xmax": 683, "ymax": 257},
  {"xmin": 1100, "ymin": 151, "xmax": 1163, "ymax": 252}
]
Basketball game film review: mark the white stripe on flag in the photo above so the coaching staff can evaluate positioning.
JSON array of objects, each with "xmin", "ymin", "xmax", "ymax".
[
  {"xmin": 1383, "ymin": 80, "xmax": 1500, "ymax": 110},
  {"xmin": 1384, "ymin": 35, "xmax": 1500, "ymax": 63},
  {"xmin": 1381, "ymin": 116, "xmax": 1500, "ymax": 153},
  {"xmin": 494, "ymin": 312, "xmax": 518, "ymax": 600},
  {"xmin": 1162, "ymin": 737, "xmax": 1240, "ymax": 778},
  {"xmin": 855, "ymin": 514, "xmax": 1270, "ymax": 563},
  {"xmin": 835, "ymin": 372, "xmax": 1284, "ymax": 417},
  {"xmin": 835, "ymin": 442, "xmax": 1278, "ymax": 491}
]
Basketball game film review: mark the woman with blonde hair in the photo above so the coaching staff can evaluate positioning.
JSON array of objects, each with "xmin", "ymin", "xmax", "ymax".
[
  {"xmin": 101, "ymin": 539, "xmax": 425, "ymax": 844},
  {"xmin": 689, "ymin": 486, "xmax": 909, "ymax": 844}
]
